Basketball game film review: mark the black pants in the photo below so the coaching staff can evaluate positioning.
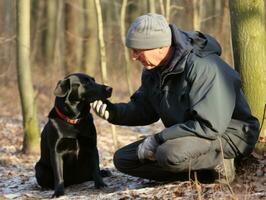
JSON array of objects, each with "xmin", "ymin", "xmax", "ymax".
[{"xmin": 113, "ymin": 136, "xmax": 236, "ymax": 182}]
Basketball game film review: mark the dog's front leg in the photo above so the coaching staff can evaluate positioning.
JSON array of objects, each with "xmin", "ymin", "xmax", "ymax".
[
  {"xmin": 50, "ymin": 150, "xmax": 64, "ymax": 198},
  {"xmin": 92, "ymin": 148, "xmax": 107, "ymax": 188}
]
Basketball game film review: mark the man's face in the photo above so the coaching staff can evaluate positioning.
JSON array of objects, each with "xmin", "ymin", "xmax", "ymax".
[{"xmin": 130, "ymin": 48, "xmax": 162, "ymax": 70}]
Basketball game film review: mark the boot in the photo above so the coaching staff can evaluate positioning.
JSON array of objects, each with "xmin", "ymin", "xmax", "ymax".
[{"xmin": 214, "ymin": 158, "xmax": 235, "ymax": 184}]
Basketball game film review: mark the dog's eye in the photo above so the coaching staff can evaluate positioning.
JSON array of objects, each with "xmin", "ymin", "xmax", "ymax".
[
  {"xmin": 86, "ymin": 77, "xmax": 95, "ymax": 83},
  {"xmin": 87, "ymin": 80, "xmax": 95, "ymax": 86}
]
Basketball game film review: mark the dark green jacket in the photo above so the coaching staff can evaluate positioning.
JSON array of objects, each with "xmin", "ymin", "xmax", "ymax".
[{"xmin": 110, "ymin": 24, "xmax": 259, "ymax": 156}]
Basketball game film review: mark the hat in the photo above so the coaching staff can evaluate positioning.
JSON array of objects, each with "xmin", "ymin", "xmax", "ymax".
[{"xmin": 126, "ymin": 13, "xmax": 172, "ymax": 49}]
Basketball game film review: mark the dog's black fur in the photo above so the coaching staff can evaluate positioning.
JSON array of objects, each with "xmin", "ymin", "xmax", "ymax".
[{"xmin": 35, "ymin": 73, "xmax": 112, "ymax": 198}]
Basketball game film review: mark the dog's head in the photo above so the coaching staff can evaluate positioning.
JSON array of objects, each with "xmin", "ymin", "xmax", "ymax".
[{"xmin": 54, "ymin": 73, "xmax": 112, "ymax": 103}]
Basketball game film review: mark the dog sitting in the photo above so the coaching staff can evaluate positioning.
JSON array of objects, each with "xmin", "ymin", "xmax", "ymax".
[{"xmin": 35, "ymin": 73, "xmax": 112, "ymax": 198}]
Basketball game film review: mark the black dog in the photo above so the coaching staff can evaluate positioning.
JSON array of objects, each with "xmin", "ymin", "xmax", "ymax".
[{"xmin": 35, "ymin": 73, "xmax": 112, "ymax": 198}]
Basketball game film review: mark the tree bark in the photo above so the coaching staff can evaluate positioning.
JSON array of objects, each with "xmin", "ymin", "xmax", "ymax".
[
  {"xmin": 31, "ymin": 0, "xmax": 45, "ymax": 67},
  {"xmin": 121, "ymin": 0, "xmax": 133, "ymax": 95},
  {"xmin": 94, "ymin": 0, "xmax": 108, "ymax": 85},
  {"xmin": 165, "ymin": 0, "xmax": 170, "ymax": 22},
  {"xmin": 17, "ymin": 0, "xmax": 40, "ymax": 154},
  {"xmin": 192, "ymin": 0, "xmax": 202, "ymax": 31},
  {"xmin": 82, "ymin": 0, "xmax": 98, "ymax": 76},
  {"xmin": 229, "ymin": 0, "xmax": 266, "ymax": 151},
  {"xmin": 65, "ymin": 0, "xmax": 84, "ymax": 73},
  {"xmin": 45, "ymin": 0, "xmax": 57, "ymax": 67},
  {"xmin": 54, "ymin": 0, "xmax": 65, "ymax": 75},
  {"xmin": 159, "ymin": 0, "xmax": 165, "ymax": 16},
  {"xmin": 148, "ymin": 0, "xmax": 156, "ymax": 13},
  {"xmin": 229, "ymin": 0, "xmax": 266, "ymax": 126}
]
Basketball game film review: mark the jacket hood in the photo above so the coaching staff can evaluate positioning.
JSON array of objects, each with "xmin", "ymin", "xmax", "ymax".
[
  {"xmin": 162, "ymin": 25, "xmax": 222, "ymax": 73},
  {"xmin": 170, "ymin": 24, "xmax": 222, "ymax": 57},
  {"xmin": 185, "ymin": 30, "xmax": 222, "ymax": 57}
]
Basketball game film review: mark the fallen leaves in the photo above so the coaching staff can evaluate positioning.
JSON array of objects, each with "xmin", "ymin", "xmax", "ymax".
[{"xmin": 0, "ymin": 115, "xmax": 266, "ymax": 199}]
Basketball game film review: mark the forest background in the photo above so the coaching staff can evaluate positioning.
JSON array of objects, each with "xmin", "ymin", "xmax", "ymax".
[{"xmin": 0, "ymin": 0, "xmax": 266, "ymax": 199}]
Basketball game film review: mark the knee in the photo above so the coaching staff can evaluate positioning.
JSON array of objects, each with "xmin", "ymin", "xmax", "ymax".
[
  {"xmin": 113, "ymin": 149, "xmax": 125, "ymax": 173},
  {"xmin": 113, "ymin": 147, "xmax": 138, "ymax": 174},
  {"xmin": 155, "ymin": 145, "xmax": 188, "ymax": 172}
]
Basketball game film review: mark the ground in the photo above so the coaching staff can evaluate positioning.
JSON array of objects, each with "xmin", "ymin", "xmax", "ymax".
[{"xmin": 0, "ymin": 83, "xmax": 266, "ymax": 200}]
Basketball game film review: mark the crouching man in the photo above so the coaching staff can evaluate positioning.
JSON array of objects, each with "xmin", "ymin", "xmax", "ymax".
[{"xmin": 92, "ymin": 13, "xmax": 259, "ymax": 183}]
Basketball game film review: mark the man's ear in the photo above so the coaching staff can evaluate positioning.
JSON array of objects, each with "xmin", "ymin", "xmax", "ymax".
[{"xmin": 54, "ymin": 78, "xmax": 70, "ymax": 97}]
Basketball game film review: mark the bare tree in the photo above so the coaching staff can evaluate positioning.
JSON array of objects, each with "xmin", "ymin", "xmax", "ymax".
[
  {"xmin": 45, "ymin": 0, "xmax": 57, "ymax": 67},
  {"xmin": 121, "ymin": 0, "xmax": 133, "ymax": 95},
  {"xmin": 31, "ymin": 0, "xmax": 45, "ymax": 66},
  {"xmin": 94, "ymin": 0, "xmax": 118, "ymax": 150},
  {"xmin": 165, "ymin": 0, "xmax": 170, "ymax": 21},
  {"xmin": 148, "ymin": 0, "xmax": 156, "ymax": 13},
  {"xmin": 82, "ymin": 0, "xmax": 98, "ymax": 76},
  {"xmin": 159, "ymin": 0, "xmax": 165, "ymax": 16},
  {"xmin": 65, "ymin": 0, "xmax": 84, "ymax": 73},
  {"xmin": 192, "ymin": 0, "xmax": 202, "ymax": 31},
  {"xmin": 17, "ymin": 0, "xmax": 40, "ymax": 154},
  {"xmin": 94, "ymin": 0, "xmax": 108, "ymax": 84}
]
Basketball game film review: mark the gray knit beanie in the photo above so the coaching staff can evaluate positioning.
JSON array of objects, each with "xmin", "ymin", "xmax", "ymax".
[{"xmin": 126, "ymin": 13, "xmax": 172, "ymax": 49}]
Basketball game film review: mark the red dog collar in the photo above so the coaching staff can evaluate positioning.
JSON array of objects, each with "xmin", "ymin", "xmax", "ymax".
[{"xmin": 55, "ymin": 106, "xmax": 81, "ymax": 125}]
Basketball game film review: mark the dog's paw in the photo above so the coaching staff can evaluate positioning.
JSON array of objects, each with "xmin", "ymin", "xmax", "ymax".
[
  {"xmin": 100, "ymin": 169, "xmax": 112, "ymax": 177},
  {"xmin": 52, "ymin": 184, "xmax": 65, "ymax": 198},
  {"xmin": 52, "ymin": 190, "xmax": 64, "ymax": 198},
  {"xmin": 95, "ymin": 180, "xmax": 107, "ymax": 189}
]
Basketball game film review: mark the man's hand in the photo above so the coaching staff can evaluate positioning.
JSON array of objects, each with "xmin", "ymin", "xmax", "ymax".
[
  {"xmin": 137, "ymin": 135, "xmax": 159, "ymax": 161},
  {"xmin": 91, "ymin": 100, "xmax": 110, "ymax": 120}
]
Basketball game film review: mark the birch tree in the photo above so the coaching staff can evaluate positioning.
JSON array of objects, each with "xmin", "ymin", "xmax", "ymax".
[
  {"xmin": 45, "ymin": 0, "xmax": 57, "ymax": 67},
  {"xmin": 17, "ymin": 0, "xmax": 40, "ymax": 154},
  {"xmin": 82, "ymin": 0, "xmax": 98, "ymax": 76},
  {"xmin": 94, "ymin": 0, "xmax": 118, "ymax": 150},
  {"xmin": 121, "ymin": 0, "xmax": 133, "ymax": 95},
  {"xmin": 94, "ymin": 0, "xmax": 108, "ymax": 85}
]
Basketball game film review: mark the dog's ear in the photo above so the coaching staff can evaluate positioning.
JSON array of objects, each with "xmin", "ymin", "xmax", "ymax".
[{"xmin": 54, "ymin": 78, "xmax": 70, "ymax": 97}]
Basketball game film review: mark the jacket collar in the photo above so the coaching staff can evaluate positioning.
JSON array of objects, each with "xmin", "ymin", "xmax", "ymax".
[{"xmin": 151, "ymin": 25, "xmax": 192, "ymax": 87}]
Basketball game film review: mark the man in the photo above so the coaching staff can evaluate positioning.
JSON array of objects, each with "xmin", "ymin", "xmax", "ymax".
[{"xmin": 92, "ymin": 13, "xmax": 259, "ymax": 183}]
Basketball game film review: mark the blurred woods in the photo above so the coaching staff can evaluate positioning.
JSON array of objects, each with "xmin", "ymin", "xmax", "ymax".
[
  {"xmin": 0, "ymin": 0, "xmax": 233, "ymax": 91},
  {"xmin": 1, "ymin": 0, "xmax": 266, "ymax": 153}
]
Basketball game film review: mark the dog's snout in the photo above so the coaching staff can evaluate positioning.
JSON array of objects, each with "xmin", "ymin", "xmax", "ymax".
[{"xmin": 106, "ymin": 86, "xmax": 112, "ymax": 94}]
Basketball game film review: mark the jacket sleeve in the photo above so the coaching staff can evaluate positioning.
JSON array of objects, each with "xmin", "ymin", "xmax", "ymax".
[
  {"xmin": 157, "ymin": 56, "xmax": 239, "ymax": 142},
  {"xmin": 108, "ymin": 85, "xmax": 159, "ymax": 126}
]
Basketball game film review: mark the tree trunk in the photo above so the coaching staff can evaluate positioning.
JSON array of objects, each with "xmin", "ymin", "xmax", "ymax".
[
  {"xmin": 148, "ymin": 0, "xmax": 156, "ymax": 13},
  {"xmin": 82, "ymin": 0, "xmax": 98, "ymax": 76},
  {"xmin": 16, "ymin": 0, "xmax": 40, "ymax": 154},
  {"xmin": 54, "ymin": 0, "xmax": 65, "ymax": 75},
  {"xmin": 94, "ymin": 0, "xmax": 108, "ymax": 85},
  {"xmin": 229, "ymin": 0, "xmax": 266, "ymax": 151},
  {"xmin": 121, "ymin": 0, "xmax": 133, "ymax": 95},
  {"xmin": 31, "ymin": 0, "xmax": 45, "ymax": 67},
  {"xmin": 94, "ymin": 0, "xmax": 117, "ymax": 150},
  {"xmin": 159, "ymin": 0, "xmax": 165, "ymax": 16},
  {"xmin": 65, "ymin": 0, "xmax": 84, "ymax": 73},
  {"xmin": 165, "ymin": 0, "xmax": 170, "ymax": 22},
  {"xmin": 192, "ymin": 0, "xmax": 202, "ymax": 31},
  {"xmin": 45, "ymin": 0, "xmax": 57, "ymax": 68},
  {"xmin": 229, "ymin": 0, "xmax": 266, "ymax": 126}
]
